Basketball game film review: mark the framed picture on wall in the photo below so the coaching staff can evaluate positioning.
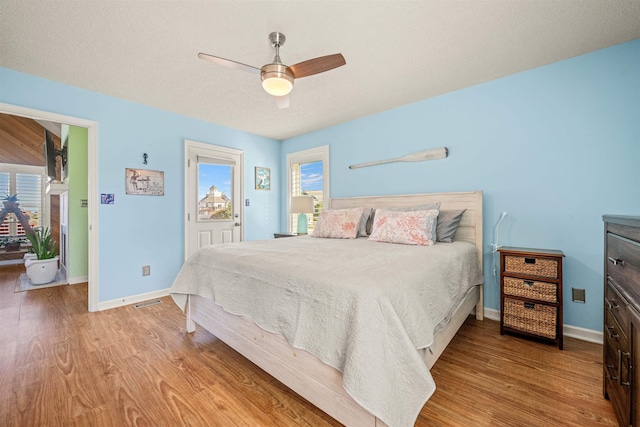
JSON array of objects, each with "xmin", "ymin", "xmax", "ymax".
[
  {"xmin": 125, "ymin": 168, "xmax": 164, "ymax": 196},
  {"xmin": 255, "ymin": 167, "xmax": 271, "ymax": 191}
]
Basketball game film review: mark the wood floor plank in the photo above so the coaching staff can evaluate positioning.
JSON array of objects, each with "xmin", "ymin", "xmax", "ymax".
[{"xmin": 0, "ymin": 265, "xmax": 618, "ymax": 426}]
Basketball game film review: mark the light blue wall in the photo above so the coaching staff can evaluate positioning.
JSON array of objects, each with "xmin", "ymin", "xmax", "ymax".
[
  {"xmin": 281, "ymin": 39, "xmax": 640, "ymax": 331},
  {"xmin": 2, "ymin": 38, "xmax": 638, "ymax": 329},
  {"xmin": 0, "ymin": 68, "xmax": 281, "ymax": 302}
]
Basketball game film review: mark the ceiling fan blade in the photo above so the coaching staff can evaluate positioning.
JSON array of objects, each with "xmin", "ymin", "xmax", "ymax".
[
  {"xmin": 288, "ymin": 53, "xmax": 346, "ymax": 79},
  {"xmin": 197, "ymin": 52, "xmax": 261, "ymax": 75},
  {"xmin": 275, "ymin": 94, "xmax": 290, "ymax": 109}
]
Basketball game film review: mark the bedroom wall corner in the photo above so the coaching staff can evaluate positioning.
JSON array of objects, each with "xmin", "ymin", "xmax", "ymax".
[
  {"xmin": 0, "ymin": 67, "xmax": 282, "ymax": 305},
  {"xmin": 280, "ymin": 38, "xmax": 640, "ymax": 333}
]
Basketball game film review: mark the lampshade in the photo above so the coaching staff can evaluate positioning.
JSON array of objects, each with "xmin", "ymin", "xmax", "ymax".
[
  {"xmin": 290, "ymin": 196, "xmax": 314, "ymax": 214},
  {"xmin": 261, "ymin": 64, "xmax": 294, "ymax": 96}
]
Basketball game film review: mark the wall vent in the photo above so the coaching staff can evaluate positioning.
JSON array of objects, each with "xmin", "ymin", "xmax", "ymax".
[{"xmin": 134, "ymin": 299, "xmax": 162, "ymax": 309}]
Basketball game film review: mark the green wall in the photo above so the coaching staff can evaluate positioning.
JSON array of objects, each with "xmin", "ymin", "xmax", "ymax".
[{"xmin": 67, "ymin": 126, "xmax": 88, "ymax": 280}]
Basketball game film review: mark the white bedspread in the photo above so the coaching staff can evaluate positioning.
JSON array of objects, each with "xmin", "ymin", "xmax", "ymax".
[{"xmin": 170, "ymin": 236, "xmax": 483, "ymax": 427}]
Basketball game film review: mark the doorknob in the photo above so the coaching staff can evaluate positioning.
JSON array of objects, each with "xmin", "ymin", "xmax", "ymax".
[
  {"xmin": 235, "ymin": 222, "xmax": 241, "ymax": 226},
  {"xmin": 234, "ymin": 213, "xmax": 239, "ymax": 218}
]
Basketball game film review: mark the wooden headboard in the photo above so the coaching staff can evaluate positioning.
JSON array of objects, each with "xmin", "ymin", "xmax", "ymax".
[{"xmin": 330, "ymin": 190, "xmax": 483, "ymax": 271}]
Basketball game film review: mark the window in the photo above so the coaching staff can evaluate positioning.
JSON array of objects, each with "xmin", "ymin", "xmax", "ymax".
[
  {"xmin": 286, "ymin": 146, "xmax": 330, "ymax": 234},
  {"xmin": 0, "ymin": 163, "xmax": 48, "ymax": 236},
  {"xmin": 196, "ymin": 155, "xmax": 236, "ymax": 221}
]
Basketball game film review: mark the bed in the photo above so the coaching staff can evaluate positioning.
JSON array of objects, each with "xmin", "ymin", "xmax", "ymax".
[{"xmin": 170, "ymin": 191, "xmax": 483, "ymax": 427}]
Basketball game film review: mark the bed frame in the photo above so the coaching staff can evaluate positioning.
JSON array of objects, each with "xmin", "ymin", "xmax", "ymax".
[{"xmin": 185, "ymin": 191, "xmax": 483, "ymax": 427}]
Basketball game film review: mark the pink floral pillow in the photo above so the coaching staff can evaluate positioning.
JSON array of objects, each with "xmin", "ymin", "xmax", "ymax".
[
  {"xmin": 368, "ymin": 209, "xmax": 439, "ymax": 246},
  {"xmin": 312, "ymin": 208, "xmax": 364, "ymax": 239}
]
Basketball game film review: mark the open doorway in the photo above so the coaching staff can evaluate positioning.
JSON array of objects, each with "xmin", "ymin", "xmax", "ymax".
[
  {"xmin": 0, "ymin": 103, "xmax": 98, "ymax": 312},
  {"xmin": 0, "ymin": 118, "xmax": 63, "ymax": 256}
]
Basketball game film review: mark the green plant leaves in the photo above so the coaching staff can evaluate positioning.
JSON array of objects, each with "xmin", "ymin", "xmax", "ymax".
[{"xmin": 25, "ymin": 227, "xmax": 58, "ymax": 260}]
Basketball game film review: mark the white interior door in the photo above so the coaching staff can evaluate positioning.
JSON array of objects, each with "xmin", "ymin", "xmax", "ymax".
[{"xmin": 185, "ymin": 141, "xmax": 243, "ymax": 260}]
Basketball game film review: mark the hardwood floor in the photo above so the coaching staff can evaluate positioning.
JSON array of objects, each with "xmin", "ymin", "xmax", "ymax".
[{"xmin": 0, "ymin": 264, "xmax": 617, "ymax": 426}]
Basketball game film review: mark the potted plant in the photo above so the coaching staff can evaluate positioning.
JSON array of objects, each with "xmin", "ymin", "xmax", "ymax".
[
  {"xmin": 24, "ymin": 227, "xmax": 59, "ymax": 285},
  {"xmin": 0, "ymin": 236, "xmax": 26, "ymax": 251},
  {"xmin": 2, "ymin": 193, "xmax": 19, "ymax": 209}
]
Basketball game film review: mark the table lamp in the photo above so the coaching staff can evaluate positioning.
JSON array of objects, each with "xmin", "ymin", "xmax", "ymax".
[{"xmin": 290, "ymin": 196, "xmax": 314, "ymax": 235}]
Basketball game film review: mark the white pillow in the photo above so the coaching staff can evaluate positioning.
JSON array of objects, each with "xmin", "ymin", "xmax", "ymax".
[
  {"xmin": 368, "ymin": 209, "xmax": 439, "ymax": 246},
  {"xmin": 312, "ymin": 208, "xmax": 364, "ymax": 239}
]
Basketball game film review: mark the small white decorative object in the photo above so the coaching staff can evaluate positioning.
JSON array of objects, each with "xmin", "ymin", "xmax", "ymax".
[{"xmin": 25, "ymin": 256, "xmax": 59, "ymax": 285}]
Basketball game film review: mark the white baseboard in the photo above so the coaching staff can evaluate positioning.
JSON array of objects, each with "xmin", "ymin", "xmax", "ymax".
[
  {"xmin": 0, "ymin": 259, "xmax": 24, "ymax": 266},
  {"xmin": 67, "ymin": 275, "xmax": 88, "ymax": 285},
  {"xmin": 564, "ymin": 324, "xmax": 603, "ymax": 344},
  {"xmin": 483, "ymin": 307, "xmax": 501, "ymax": 322},
  {"xmin": 482, "ymin": 308, "xmax": 602, "ymax": 345},
  {"xmin": 98, "ymin": 287, "xmax": 171, "ymax": 311}
]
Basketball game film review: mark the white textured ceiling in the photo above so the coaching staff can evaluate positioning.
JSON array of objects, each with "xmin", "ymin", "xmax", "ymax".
[{"xmin": 1, "ymin": 1, "xmax": 639, "ymax": 140}]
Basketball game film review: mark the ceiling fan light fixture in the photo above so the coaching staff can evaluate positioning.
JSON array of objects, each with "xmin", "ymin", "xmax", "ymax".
[
  {"xmin": 261, "ymin": 63, "xmax": 294, "ymax": 96},
  {"xmin": 198, "ymin": 32, "xmax": 345, "ymax": 108}
]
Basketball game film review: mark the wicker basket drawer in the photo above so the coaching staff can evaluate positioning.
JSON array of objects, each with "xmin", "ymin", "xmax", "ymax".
[
  {"xmin": 503, "ymin": 297, "xmax": 557, "ymax": 339},
  {"xmin": 504, "ymin": 255, "xmax": 558, "ymax": 278},
  {"xmin": 503, "ymin": 277, "xmax": 557, "ymax": 303}
]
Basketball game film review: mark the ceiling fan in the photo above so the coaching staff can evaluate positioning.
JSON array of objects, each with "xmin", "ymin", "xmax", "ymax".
[{"xmin": 198, "ymin": 32, "xmax": 346, "ymax": 109}]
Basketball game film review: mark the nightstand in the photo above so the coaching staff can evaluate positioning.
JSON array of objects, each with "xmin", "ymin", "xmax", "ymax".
[
  {"xmin": 499, "ymin": 246, "xmax": 565, "ymax": 349},
  {"xmin": 274, "ymin": 232, "xmax": 299, "ymax": 239}
]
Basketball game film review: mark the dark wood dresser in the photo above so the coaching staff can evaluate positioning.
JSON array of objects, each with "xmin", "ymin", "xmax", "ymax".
[
  {"xmin": 499, "ymin": 246, "xmax": 564, "ymax": 349},
  {"xmin": 603, "ymin": 215, "xmax": 640, "ymax": 426}
]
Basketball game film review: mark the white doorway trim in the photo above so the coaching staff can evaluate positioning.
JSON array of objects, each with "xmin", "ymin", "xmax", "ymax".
[
  {"xmin": 0, "ymin": 102, "xmax": 99, "ymax": 312},
  {"xmin": 184, "ymin": 139, "xmax": 244, "ymax": 261}
]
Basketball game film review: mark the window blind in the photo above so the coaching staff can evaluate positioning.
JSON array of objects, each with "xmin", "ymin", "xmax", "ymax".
[
  {"xmin": 290, "ymin": 160, "xmax": 323, "ymax": 233},
  {"xmin": 0, "ymin": 164, "xmax": 45, "ymax": 236}
]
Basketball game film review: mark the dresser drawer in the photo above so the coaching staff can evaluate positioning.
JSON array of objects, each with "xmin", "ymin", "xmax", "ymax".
[
  {"xmin": 605, "ymin": 305, "xmax": 629, "ymax": 348},
  {"xmin": 607, "ymin": 233, "xmax": 640, "ymax": 294},
  {"xmin": 606, "ymin": 280, "xmax": 630, "ymax": 339},
  {"xmin": 503, "ymin": 277, "xmax": 557, "ymax": 303},
  {"xmin": 604, "ymin": 336, "xmax": 621, "ymax": 384},
  {"xmin": 503, "ymin": 297, "xmax": 557, "ymax": 339},
  {"xmin": 604, "ymin": 339, "xmax": 631, "ymax": 425},
  {"xmin": 504, "ymin": 255, "xmax": 558, "ymax": 279},
  {"xmin": 602, "ymin": 216, "xmax": 639, "ymax": 427}
]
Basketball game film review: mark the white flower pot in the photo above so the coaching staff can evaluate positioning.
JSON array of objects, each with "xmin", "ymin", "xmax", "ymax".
[
  {"xmin": 25, "ymin": 256, "xmax": 59, "ymax": 285},
  {"xmin": 23, "ymin": 253, "xmax": 37, "ymax": 262}
]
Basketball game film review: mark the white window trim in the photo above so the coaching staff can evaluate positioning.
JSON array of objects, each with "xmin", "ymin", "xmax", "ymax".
[
  {"xmin": 286, "ymin": 145, "xmax": 330, "ymax": 233},
  {"xmin": 0, "ymin": 162, "xmax": 50, "ymax": 233}
]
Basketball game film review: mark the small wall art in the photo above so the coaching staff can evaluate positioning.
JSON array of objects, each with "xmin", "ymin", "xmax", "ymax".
[
  {"xmin": 101, "ymin": 194, "xmax": 115, "ymax": 204},
  {"xmin": 255, "ymin": 167, "xmax": 271, "ymax": 191},
  {"xmin": 125, "ymin": 168, "xmax": 164, "ymax": 196}
]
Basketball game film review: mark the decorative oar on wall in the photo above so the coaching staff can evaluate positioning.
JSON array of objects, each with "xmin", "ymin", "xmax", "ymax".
[{"xmin": 348, "ymin": 147, "xmax": 448, "ymax": 169}]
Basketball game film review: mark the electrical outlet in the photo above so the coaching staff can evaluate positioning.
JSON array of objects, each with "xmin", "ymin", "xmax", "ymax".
[
  {"xmin": 572, "ymin": 288, "xmax": 585, "ymax": 303},
  {"xmin": 142, "ymin": 265, "xmax": 150, "ymax": 276}
]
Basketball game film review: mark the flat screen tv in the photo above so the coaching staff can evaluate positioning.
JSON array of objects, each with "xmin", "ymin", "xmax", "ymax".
[{"xmin": 43, "ymin": 130, "xmax": 57, "ymax": 181}]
